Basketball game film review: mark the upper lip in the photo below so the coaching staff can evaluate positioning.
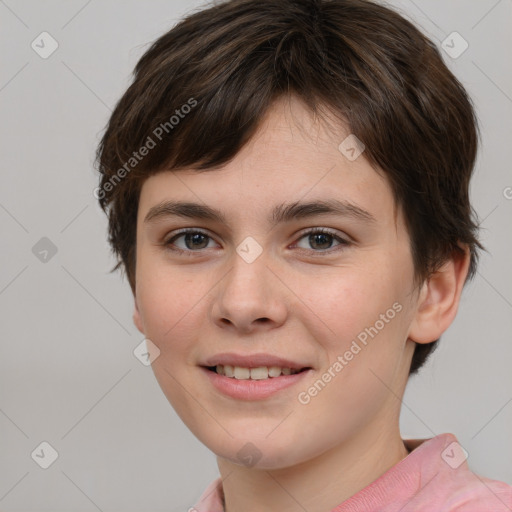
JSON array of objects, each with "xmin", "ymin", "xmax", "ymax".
[{"xmin": 201, "ymin": 353, "xmax": 311, "ymax": 370}]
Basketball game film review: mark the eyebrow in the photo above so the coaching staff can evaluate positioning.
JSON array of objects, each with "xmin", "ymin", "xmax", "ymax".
[{"xmin": 144, "ymin": 198, "xmax": 377, "ymax": 226}]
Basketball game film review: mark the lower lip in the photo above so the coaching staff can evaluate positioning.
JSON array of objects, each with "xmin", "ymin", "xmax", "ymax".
[{"xmin": 200, "ymin": 367, "xmax": 312, "ymax": 400}]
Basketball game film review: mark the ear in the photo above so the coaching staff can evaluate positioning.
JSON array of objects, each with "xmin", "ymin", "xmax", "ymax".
[
  {"xmin": 133, "ymin": 295, "xmax": 145, "ymax": 335},
  {"xmin": 408, "ymin": 246, "xmax": 471, "ymax": 344}
]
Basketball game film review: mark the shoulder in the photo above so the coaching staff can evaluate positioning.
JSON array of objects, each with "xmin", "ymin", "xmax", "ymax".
[
  {"xmin": 338, "ymin": 433, "xmax": 512, "ymax": 512},
  {"xmin": 403, "ymin": 433, "xmax": 512, "ymax": 511},
  {"xmin": 439, "ymin": 470, "xmax": 512, "ymax": 511}
]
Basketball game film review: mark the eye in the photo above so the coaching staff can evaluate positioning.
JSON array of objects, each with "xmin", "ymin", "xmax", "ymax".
[
  {"xmin": 293, "ymin": 228, "xmax": 350, "ymax": 252},
  {"xmin": 163, "ymin": 227, "xmax": 350, "ymax": 256},
  {"xmin": 164, "ymin": 229, "xmax": 218, "ymax": 254}
]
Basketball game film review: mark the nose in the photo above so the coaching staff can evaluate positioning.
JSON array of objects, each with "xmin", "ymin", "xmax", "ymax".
[{"xmin": 211, "ymin": 251, "xmax": 288, "ymax": 335}]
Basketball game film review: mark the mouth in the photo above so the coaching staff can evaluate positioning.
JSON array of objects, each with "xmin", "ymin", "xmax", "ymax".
[
  {"xmin": 203, "ymin": 364, "xmax": 311, "ymax": 380},
  {"xmin": 199, "ymin": 353, "xmax": 313, "ymax": 400}
]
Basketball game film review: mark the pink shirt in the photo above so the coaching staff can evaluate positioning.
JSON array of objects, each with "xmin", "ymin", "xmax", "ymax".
[{"xmin": 192, "ymin": 433, "xmax": 512, "ymax": 511}]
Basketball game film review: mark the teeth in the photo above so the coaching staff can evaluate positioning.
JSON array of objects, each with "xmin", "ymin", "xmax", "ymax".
[
  {"xmin": 268, "ymin": 366, "xmax": 282, "ymax": 377},
  {"xmin": 224, "ymin": 364, "xmax": 234, "ymax": 377},
  {"xmin": 234, "ymin": 367, "xmax": 250, "ymax": 379},
  {"xmin": 213, "ymin": 365, "xmax": 301, "ymax": 379},
  {"xmin": 250, "ymin": 367, "xmax": 268, "ymax": 380}
]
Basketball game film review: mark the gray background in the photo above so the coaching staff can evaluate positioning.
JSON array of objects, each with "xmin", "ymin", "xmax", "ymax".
[{"xmin": 0, "ymin": 0, "xmax": 511, "ymax": 510}]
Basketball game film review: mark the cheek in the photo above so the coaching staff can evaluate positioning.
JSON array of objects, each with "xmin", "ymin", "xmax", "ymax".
[
  {"xmin": 294, "ymin": 267, "xmax": 399, "ymax": 342},
  {"xmin": 293, "ymin": 283, "xmax": 408, "ymax": 435},
  {"xmin": 292, "ymin": 265, "xmax": 411, "ymax": 390},
  {"xmin": 135, "ymin": 264, "xmax": 209, "ymax": 414},
  {"xmin": 135, "ymin": 260, "xmax": 207, "ymax": 353}
]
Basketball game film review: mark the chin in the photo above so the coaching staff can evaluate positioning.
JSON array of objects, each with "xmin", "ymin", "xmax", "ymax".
[{"xmin": 204, "ymin": 431, "xmax": 316, "ymax": 471}]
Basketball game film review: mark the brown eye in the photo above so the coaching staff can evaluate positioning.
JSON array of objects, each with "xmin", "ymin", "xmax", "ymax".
[
  {"xmin": 165, "ymin": 229, "xmax": 217, "ymax": 253},
  {"xmin": 294, "ymin": 229, "xmax": 349, "ymax": 252},
  {"xmin": 182, "ymin": 232, "xmax": 210, "ymax": 250},
  {"xmin": 308, "ymin": 232, "xmax": 334, "ymax": 250}
]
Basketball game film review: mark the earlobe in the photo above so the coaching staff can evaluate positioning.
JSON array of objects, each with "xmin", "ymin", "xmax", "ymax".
[
  {"xmin": 408, "ymin": 247, "xmax": 471, "ymax": 344},
  {"xmin": 133, "ymin": 296, "xmax": 145, "ymax": 334}
]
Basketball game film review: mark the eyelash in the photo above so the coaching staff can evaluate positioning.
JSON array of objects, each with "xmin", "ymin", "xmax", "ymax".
[{"xmin": 162, "ymin": 228, "xmax": 350, "ymax": 257}]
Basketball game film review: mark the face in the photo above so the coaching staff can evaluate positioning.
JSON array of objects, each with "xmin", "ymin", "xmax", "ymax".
[{"xmin": 133, "ymin": 96, "xmax": 420, "ymax": 470}]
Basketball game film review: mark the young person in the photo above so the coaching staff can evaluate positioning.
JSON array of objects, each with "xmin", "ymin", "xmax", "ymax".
[{"xmin": 95, "ymin": 0, "xmax": 512, "ymax": 509}]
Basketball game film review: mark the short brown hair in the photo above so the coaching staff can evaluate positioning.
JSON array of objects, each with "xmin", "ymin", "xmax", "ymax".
[{"xmin": 95, "ymin": 0, "xmax": 482, "ymax": 375}]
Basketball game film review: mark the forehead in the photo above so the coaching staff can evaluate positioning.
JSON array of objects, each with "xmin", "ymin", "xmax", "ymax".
[{"xmin": 138, "ymin": 96, "xmax": 398, "ymax": 229}]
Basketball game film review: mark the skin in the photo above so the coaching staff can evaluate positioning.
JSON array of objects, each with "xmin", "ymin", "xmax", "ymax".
[{"xmin": 133, "ymin": 96, "xmax": 470, "ymax": 511}]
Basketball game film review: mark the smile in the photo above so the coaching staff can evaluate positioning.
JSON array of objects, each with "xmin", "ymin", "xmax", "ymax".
[{"xmin": 207, "ymin": 364, "xmax": 307, "ymax": 380}]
